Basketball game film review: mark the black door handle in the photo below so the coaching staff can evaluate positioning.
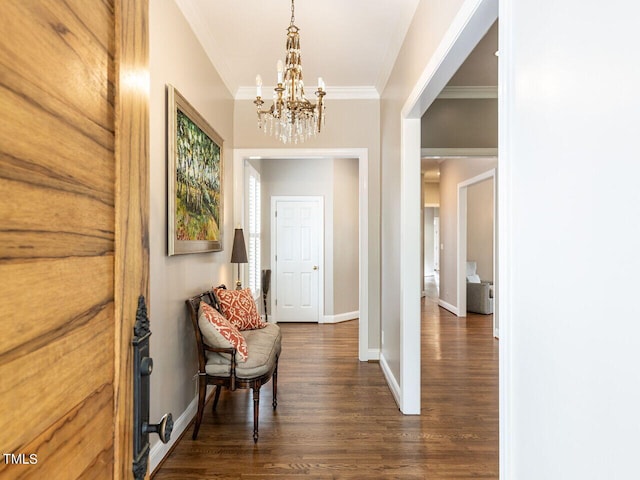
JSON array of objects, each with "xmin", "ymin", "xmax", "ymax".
[{"xmin": 132, "ymin": 296, "xmax": 172, "ymax": 479}]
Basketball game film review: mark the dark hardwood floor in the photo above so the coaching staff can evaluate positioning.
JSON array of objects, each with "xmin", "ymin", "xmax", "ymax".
[{"xmin": 153, "ymin": 294, "xmax": 498, "ymax": 479}]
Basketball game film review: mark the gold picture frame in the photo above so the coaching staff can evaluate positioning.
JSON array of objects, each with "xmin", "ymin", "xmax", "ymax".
[{"xmin": 167, "ymin": 84, "xmax": 224, "ymax": 255}]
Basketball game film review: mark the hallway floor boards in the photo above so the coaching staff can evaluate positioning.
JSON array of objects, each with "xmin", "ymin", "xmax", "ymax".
[{"xmin": 152, "ymin": 298, "xmax": 498, "ymax": 479}]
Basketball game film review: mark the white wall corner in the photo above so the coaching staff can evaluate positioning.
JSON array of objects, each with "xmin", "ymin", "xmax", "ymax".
[
  {"xmin": 400, "ymin": 117, "xmax": 422, "ymax": 415},
  {"xmin": 367, "ymin": 348, "xmax": 381, "ymax": 361},
  {"xmin": 438, "ymin": 299, "xmax": 460, "ymax": 316}
]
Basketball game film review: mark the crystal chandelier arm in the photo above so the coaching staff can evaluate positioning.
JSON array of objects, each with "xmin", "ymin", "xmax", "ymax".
[
  {"xmin": 274, "ymin": 84, "xmax": 285, "ymax": 118},
  {"xmin": 254, "ymin": 101, "xmax": 278, "ymax": 116},
  {"xmin": 316, "ymin": 88, "xmax": 326, "ymax": 132}
]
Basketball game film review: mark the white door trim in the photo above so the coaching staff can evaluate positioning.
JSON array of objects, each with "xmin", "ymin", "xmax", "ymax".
[
  {"xmin": 398, "ymin": 0, "xmax": 499, "ymax": 414},
  {"xmin": 400, "ymin": 117, "xmax": 422, "ymax": 416},
  {"xmin": 271, "ymin": 196, "xmax": 324, "ymax": 323},
  {"xmin": 456, "ymin": 168, "xmax": 496, "ymax": 327},
  {"xmin": 233, "ymin": 148, "xmax": 370, "ymax": 362},
  {"xmin": 498, "ymin": 0, "xmax": 513, "ymax": 476}
]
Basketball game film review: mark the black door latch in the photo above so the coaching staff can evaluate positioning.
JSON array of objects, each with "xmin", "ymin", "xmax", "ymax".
[{"xmin": 132, "ymin": 295, "xmax": 172, "ymax": 479}]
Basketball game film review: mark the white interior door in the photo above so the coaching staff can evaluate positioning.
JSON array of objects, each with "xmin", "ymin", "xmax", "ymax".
[{"xmin": 273, "ymin": 197, "xmax": 322, "ymax": 322}]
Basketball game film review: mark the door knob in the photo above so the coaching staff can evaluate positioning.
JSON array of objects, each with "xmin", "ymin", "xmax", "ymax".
[
  {"xmin": 144, "ymin": 413, "xmax": 173, "ymax": 444},
  {"xmin": 313, "ymin": 265, "xmax": 318, "ymax": 270}
]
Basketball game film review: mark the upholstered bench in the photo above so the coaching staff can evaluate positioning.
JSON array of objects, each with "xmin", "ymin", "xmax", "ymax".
[{"xmin": 186, "ymin": 287, "xmax": 281, "ymax": 443}]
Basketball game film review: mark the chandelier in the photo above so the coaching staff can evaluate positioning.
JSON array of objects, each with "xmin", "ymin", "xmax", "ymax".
[{"xmin": 254, "ymin": 0, "xmax": 326, "ymax": 144}]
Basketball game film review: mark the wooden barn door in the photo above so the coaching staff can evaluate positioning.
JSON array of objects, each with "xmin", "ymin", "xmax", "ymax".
[{"xmin": 0, "ymin": 1, "xmax": 149, "ymax": 478}]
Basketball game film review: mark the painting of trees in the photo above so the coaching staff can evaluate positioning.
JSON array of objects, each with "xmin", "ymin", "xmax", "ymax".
[{"xmin": 175, "ymin": 109, "xmax": 221, "ymax": 242}]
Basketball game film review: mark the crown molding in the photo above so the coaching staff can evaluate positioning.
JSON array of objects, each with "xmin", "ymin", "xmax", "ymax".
[
  {"xmin": 437, "ymin": 86, "xmax": 498, "ymax": 99},
  {"xmin": 421, "ymin": 148, "xmax": 498, "ymax": 158},
  {"xmin": 235, "ymin": 85, "xmax": 379, "ymax": 100},
  {"xmin": 175, "ymin": 0, "xmax": 235, "ymax": 97},
  {"xmin": 375, "ymin": 0, "xmax": 422, "ymax": 93}
]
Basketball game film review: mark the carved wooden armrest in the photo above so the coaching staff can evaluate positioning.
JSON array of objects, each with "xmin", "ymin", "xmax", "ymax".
[{"xmin": 203, "ymin": 345, "xmax": 237, "ymax": 390}]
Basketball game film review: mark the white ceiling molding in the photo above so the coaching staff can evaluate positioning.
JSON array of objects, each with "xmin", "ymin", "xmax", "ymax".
[
  {"xmin": 421, "ymin": 147, "xmax": 498, "ymax": 158},
  {"xmin": 175, "ymin": 0, "xmax": 235, "ymax": 97},
  {"xmin": 437, "ymin": 86, "xmax": 498, "ymax": 99},
  {"xmin": 374, "ymin": 0, "xmax": 422, "ymax": 92},
  {"xmin": 235, "ymin": 85, "xmax": 380, "ymax": 101}
]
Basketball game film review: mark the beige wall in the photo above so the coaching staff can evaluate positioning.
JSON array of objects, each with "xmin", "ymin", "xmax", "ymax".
[
  {"xmin": 333, "ymin": 158, "xmax": 360, "ymax": 314},
  {"xmin": 467, "ymin": 177, "xmax": 494, "ymax": 283},
  {"xmin": 447, "ymin": 20, "xmax": 498, "ymax": 86},
  {"xmin": 149, "ymin": 0, "xmax": 235, "ymax": 452},
  {"xmin": 235, "ymin": 98, "xmax": 380, "ymax": 347},
  {"xmin": 422, "ymin": 181, "xmax": 440, "ymax": 286},
  {"xmin": 380, "ymin": 0, "xmax": 466, "ymax": 379},
  {"xmin": 423, "ymin": 207, "xmax": 437, "ymax": 276},
  {"xmin": 438, "ymin": 157, "xmax": 496, "ymax": 307},
  {"xmin": 421, "ymin": 99, "xmax": 498, "ymax": 148},
  {"xmin": 257, "ymin": 157, "xmax": 359, "ymax": 317},
  {"xmin": 234, "ymin": 99, "xmax": 379, "ymax": 151},
  {"xmin": 259, "ymin": 158, "xmax": 333, "ymax": 313},
  {"xmin": 423, "ymin": 181, "xmax": 440, "ymax": 205}
]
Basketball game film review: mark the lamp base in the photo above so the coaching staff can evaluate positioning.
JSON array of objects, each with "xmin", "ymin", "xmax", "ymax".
[{"xmin": 235, "ymin": 280, "xmax": 242, "ymax": 290}]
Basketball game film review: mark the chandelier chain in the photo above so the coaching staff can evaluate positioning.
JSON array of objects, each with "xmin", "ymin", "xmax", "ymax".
[{"xmin": 290, "ymin": 0, "xmax": 295, "ymax": 25}]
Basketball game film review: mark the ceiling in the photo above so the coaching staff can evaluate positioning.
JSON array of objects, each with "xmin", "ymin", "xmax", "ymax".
[
  {"xmin": 175, "ymin": 0, "xmax": 421, "ymax": 97},
  {"xmin": 174, "ymin": 1, "xmax": 497, "ymax": 183}
]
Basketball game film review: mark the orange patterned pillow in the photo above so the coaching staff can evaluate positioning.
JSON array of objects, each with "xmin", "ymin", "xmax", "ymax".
[
  {"xmin": 213, "ymin": 288, "xmax": 266, "ymax": 331},
  {"xmin": 198, "ymin": 301, "xmax": 248, "ymax": 362}
]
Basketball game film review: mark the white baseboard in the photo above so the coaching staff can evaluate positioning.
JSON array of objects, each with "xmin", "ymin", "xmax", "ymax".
[
  {"xmin": 367, "ymin": 348, "xmax": 380, "ymax": 361},
  {"xmin": 149, "ymin": 391, "xmax": 201, "ymax": 474},
  {"xmin": 322, "ymin": 310, "xmax": 359, "ymax": 324},
  {"xmin": 379, "ymin": 353, "xmax": 401, "ymax": 408},
  {"xmin": 438, "ymin": 299, "xmax": 459, "ymax": 316}
]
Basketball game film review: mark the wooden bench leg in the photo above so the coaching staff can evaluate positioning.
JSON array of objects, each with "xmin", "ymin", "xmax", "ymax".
[
  {"xmin": 192, "ymin": 375, "xmax": 207, "ymax": 440},
  {"xmin": 212, "ymin": 384, "xmax": 222, "ymax": 412},
  {"xmin": 252, "ymin": 385, "xmax": 260, "ymax": 443},
  {"xmin": 272, "ymin": 361, "xmax": 278, "ymax": 410}
]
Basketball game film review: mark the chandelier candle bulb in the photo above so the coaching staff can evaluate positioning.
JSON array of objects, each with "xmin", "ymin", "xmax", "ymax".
[
  {"xmin": 253, "ymin": 0, "xmax": 326, "ymax": 144},
  {"xmin": 277, "ymin": 60, "xmax": 284, "ymax": 84},
  {"xmin": 256, "ymin": 74, "xmax": 262, "ymax": 98}
]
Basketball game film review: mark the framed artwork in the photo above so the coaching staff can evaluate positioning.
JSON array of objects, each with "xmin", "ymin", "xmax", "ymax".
[{"xmin": 167, "ymin": 84, "xmax": 224, "ymax": 255}]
